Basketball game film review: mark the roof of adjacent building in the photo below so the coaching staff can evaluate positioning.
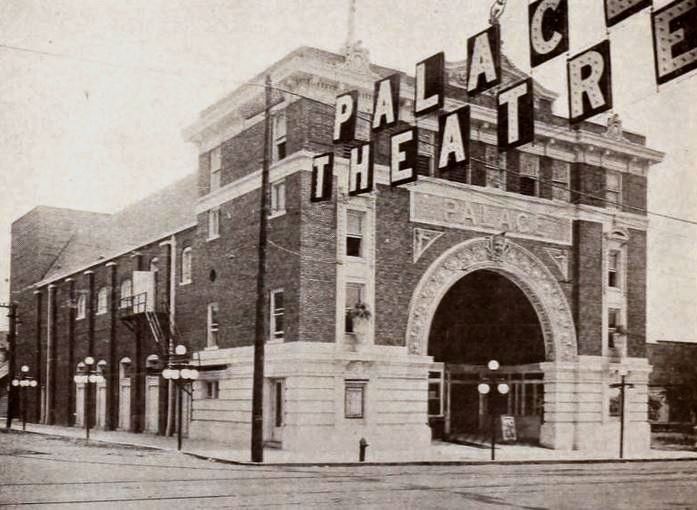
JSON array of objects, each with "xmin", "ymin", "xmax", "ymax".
[{"xmin": 39, "ymin": 173, "xmax": 198, "ymax": 284}]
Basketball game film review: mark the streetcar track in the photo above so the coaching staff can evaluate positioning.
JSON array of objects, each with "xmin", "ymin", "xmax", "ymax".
[{"xmin": 3, "ymin": 473, "xmax": 697, "ymax": 507}]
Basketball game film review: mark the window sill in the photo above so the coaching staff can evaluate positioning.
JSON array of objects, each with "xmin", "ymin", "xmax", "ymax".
[
  {"xmin": 95, "ymin": 311, "xmax": 107, "ymax": 316},
  {"xmin": 179, "ymin": 280, "xmax": 192, "ymax": 286},
  {"xmin": 268, "ymin": 210, "xmax": 286, "ymax": 220},
  {"xmin": 346, "ymin": 255, "xmax": 365, "ymax": 262},
  {"xmin": 204, "ymin": 345, "xmax": 219, "ymax": 351},
  {"xmin": 207, "ymin": 234, "xmax": 220, "ymax": 242},
  {"xmin": 76, "ymin": 316, "xmax": 86, "ymax": 321}
]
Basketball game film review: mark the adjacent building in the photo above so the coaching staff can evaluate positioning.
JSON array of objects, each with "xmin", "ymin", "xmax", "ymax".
[{"xmin": 10, "ymin": 41, "xmax": 664, "ymax": 455}]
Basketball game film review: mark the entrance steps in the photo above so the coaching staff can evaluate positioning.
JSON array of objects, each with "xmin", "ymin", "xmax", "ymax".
[{"xmin": 446, "ymin": 432, "xmax": 492, "ymax": 448}]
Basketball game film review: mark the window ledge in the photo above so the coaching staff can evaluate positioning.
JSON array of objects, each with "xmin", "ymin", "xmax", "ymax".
[
  {"xmin": 76, "ymin": 315, "xmax": 86, "ymax": 321},
  {"xmin": 207, "ymin": 234, "xmax": 220, "ymax": 242},
  {"xmin": 268, "ymin": 210, "xmax": 286, "ymax": 220},
  {"xmin": 204, "ymin": 345, "xmax": 219, "ymax": 351},
  {"xmin": 179, "ymin": 280, "xmax": 192, "ymax": 286},
  {"xmin": 95, "ymin": 311, "xmax": 107, "ymax": 316}
]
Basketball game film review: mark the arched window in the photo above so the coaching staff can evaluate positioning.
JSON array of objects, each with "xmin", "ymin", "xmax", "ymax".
[
  {"xmin": 120, "ymin": 279, "xmax": 132, "ymax": 308},
  {"xmin": 119, "ymin": 357, "xmax": 132, "ymax": 379},
  {"xmin": 180, "ymin": 247, "xmax": 192, "ymax": 284},
  {"xmin": 96, "ymin": 287, "xmax": 108, "ymax": 315},
  {"xmin": 76, "ymin": 293, "xmax": 87, "ymax": 320}
]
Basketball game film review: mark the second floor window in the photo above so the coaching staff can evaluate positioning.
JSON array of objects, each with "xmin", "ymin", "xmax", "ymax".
[
  {"xmin": 270, "ymin": 289, "xmax": 284, "ymax": 340},
  {"xmin": 210, "ymin": 146, "xmax": 222, "ymax": 191},
  {"xmin": 180, "ymin": 247, "xmax": 192, "ymax": 285},
  {"xmin": 606, "ymin": 171, "xmax": 621, "ymax": 209},
  {"xmin": 270, "ymin": 180, "xmax": 286, "ymax": 216},
  {"xmin": 485, "ymin": 145, "xmax": 506, "ymax": 190},
  {"xmin": 207, "ymin": 302, "xmax": 219, "ymax": 348},
  {"xmin": 608, "ymin": 250, "xmax": 621, "ymax": 289},
  {"xmin": 608, "ymin": 307, "xmax": 621, "ymax": 348},
  {"xmin": 551, "ymin": 161, "xmax": 571, "ymax": 201},
  {"xmin": 519, "ymin": 153, "xmax": 539, "ymax": 197},
  {"xmin": 119, "ymin": 279, "xmax": 132, "ymax": 309},
  {"xmin": 208, "ymin": 208, "xmax": 220, "ymax": 240},
  {"xmin": 272, "ymin": 112, "xmax": 287, "ymax": 162},
  {"xmin": 76, "ymin": 293, "xmax": 87, "ymax": 319},
  {"xmin": 96, "ymin": 287, "xmax": 108, "ymax": 315},
  {"xmin": 346, "ymin": 210, "xmax": 364, "ymax": 257},
  {"xmin": 417, "ymin": 130, "xmax": 436, "ymax": 176},
  {"xmin": 345, "ymin": 282, "xmax": 365, "ymax": 333}
]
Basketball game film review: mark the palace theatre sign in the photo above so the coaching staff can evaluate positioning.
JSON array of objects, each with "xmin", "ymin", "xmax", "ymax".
[{"xmin": 310, "ymin": 0, "xmax": 697, "ymax": 201}]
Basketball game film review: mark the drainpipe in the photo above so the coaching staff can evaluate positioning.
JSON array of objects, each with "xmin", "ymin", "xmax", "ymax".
[
  {"xmin": 66, "ymin": 278, "xmax": 75, "ymax": 426},
  {"xmin": 106, "ymin": 262, "xmax": 117, "ymax": 430},
  {"xmin": 161, "ymin": 235, "xmax": 177, "ymax": 436},
  {"xmin": 45, "ymin": 284, "xmax": 57, "ymax": 424},
  {"xmin": 33, "ymin": 290, "xmax": 42, "ymax": 423}
]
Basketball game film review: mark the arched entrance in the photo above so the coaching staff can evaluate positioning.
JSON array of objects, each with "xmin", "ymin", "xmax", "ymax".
[
  {"xmin": 406, "ymin": 235, "xmax": 578, "ymax": 445},
  {"xmin": 429, "ymin": 269, "xmax": 546, "ymax": 441}
]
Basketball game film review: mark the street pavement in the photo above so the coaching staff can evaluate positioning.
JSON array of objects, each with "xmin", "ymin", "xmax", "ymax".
[{"xmin": 2, "ymin": 431, "xmax": 697, "ymax": 509}]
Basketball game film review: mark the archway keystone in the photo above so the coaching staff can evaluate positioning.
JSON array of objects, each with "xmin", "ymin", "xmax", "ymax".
[{"xmin": 406, "ymin": 235, "xmax": 577, "ymax": 361}]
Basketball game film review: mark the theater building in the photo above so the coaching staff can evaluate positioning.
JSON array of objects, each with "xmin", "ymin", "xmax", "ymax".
[{"xmin": 10, "ymin": 40, "xmax": 664, "ymax": 455}]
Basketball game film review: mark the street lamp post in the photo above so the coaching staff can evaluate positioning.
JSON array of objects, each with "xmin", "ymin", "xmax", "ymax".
[
  {"xmin": 477, "ymin": 360, "xmax": 510, "ymax": 461},
  {"xmin": 73, "ymin": 357, "xmax": 105, "ymax": 441},
  {"xmin": 11, "ymin": 365, "xmax": 37, "ymax": 431},
  {"xmin": 162, "ymin": 345, "xmax": 198, "ymax": 451},
  {"xmin": 610, "ymin": 367, "xmax": 634, "ymax": 459}
]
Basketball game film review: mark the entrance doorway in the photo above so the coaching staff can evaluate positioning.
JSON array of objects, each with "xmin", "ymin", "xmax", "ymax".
[{"xmin": 428, "ymin": 270, "xmax": 546, "ymax": 443}]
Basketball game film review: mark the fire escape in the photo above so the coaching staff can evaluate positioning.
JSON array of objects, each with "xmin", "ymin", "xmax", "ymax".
[{"xmin": 118, "ymin": 292, "xmax": 172, "ymax": 356}]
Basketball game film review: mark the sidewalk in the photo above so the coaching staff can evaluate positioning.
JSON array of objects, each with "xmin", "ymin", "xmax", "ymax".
[{"xmin": 7, "ymin": 422, "xmax": 697, "ymax": 466}]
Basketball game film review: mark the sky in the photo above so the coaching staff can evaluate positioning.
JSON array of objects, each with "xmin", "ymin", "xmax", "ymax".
[{"xmin": 0, "ymin": 0, "xmax": 695, "ymax": 340}]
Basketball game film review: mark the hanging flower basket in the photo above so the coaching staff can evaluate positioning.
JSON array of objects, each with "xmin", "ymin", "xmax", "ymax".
[{"xmin": 346, "ymin": 302, "xmax": 371, "ymax": 345}]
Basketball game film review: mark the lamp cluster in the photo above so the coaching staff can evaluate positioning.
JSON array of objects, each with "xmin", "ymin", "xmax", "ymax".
[
  {"xmin": 73, "ymin": 356, "xmax": 105, "ymax": 385},
  {"xmin": 477, "ymin": 359, "xmax": 510, "ymax": 396},
  {"xmin": 162, "ymin": 344, "xmax": 199, "ymax": 381},
  {"xmin": 11, "ymin": 365, "xmax": 37, "ymax": 388}
]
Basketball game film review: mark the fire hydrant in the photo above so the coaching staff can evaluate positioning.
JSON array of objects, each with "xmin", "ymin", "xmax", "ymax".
[{"xmin": 359, "ymin": 437, "xmax": 369, "ymax": 462}]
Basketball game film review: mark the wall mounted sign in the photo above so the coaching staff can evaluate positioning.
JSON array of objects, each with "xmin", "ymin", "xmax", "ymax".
[
  {"xmin": 414, "ymin": 52, "xmax": 445, "ymax": 116},
  {"xmin": 333, "ymin": 91, "xmax": 358, "ymax": 143},
  {"xmin": 466, "ymin": 24, "xmax": 501, "ymax": 96},
  {"xmin": 497, "ymin": 78, "xmax": 535, "ymax": 149},
  {"xmin": 410, "ymin": 190, "xmax": 573, "ymax": 245},
  {"xmin": 372, "ymin": 74, "xmax": 401, "ymax": 131},
  {"xmin": 390, "ymin": 127, "xmax": 418, "ymax": 187},
  {"xmin": 348, "ymin": 143, "xmax": 374, "ymax": 196}
]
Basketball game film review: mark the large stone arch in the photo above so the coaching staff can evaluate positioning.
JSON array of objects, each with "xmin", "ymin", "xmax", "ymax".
[{"xmin": 405, "ymin": 235, "xmax": 577, "ymax": 362}]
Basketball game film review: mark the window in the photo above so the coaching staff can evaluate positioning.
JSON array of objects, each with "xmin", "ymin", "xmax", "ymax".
[
  {"xmin": 149, "ymin": 257, "xmax": 159, "ymax": 273},
  {"xmin": 119, "ymin": 279, "xmax": 132, "ymax": 309},
  {"xmin": 207, "ymin": 303, "xmax": 219, "ymax": 348},
  {"xmin": 272, "ymin": 112, "xmax": 287, "ymax": 162},
  {"xmin": 274, "ymin": 380, "xmax": 284, "ymax": 427},
  {"xmin": 344, "ymin": 380, "xmax": 367, "ymax": 419},
  {"xmin": 180, "ymin": 247, "xmax": 192, "ymax": 285},
  {"xmin": 346, "ymin": 210, "xmax": 364, "ymax": 257},
  {"xmin": 417, "ymin": 130, "xmax": 436, "ymax": 176},
  {"xmin": 606, "ymin": 171, "xmax": 621, "ymax": 209},
  {"xmin": 76, "ymin": 293, "xmax": 87, "ymax": 320},
  {"xmin": 551, "ymin": 161, "xmax": 571, "ymax": 201},
  {"xmin": 270, "ymin": 180, "xmax": 286, "ymax": 217},
  {"xmin": 608, "ymin": 387, "xmax": 621, "ymax": 417},
  {"xmin": 270, "ymin": 289, "xmax": 284, "ymax": 340},
  {"xmin": 205, "ymin": 381, "xmax": 220, "ymax": 399},
  {"xmin": 208, "ymin": 208, "xmax": 220, "ymax": 240},
  {"xmin": 519, "ymin": 153, "xmax": 539, "ymax": 196},
  {"xmin": 608, "ymin": 307, "xmax": 621, "ymax": 349},
  {"xmin": 96, "ymin": 287, "xmax": 108, "ymax": 315},
  {"xmin": 210, "ymin": 146, "xmax": 222, "ymax": 191},
  {"xmin": 485, "ymin": 145, "xmax": 506, "ymax": 190},
  {"xmin": 608, "ymin": 250, "xmax": 621, "ymax": 288},
  {"xmin": 428, "ymin": 370, "xmax": 444, "ymax": 417},
  {"xmin": 345, "ymin": 282, "xmax": 365, "ymax": 333}
]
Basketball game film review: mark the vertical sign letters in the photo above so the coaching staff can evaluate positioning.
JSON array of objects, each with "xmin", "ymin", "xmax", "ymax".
[
  {"xmin": 604, "ymin": 0, "xmax": 651, "ymax": 28},
  {"xmin": 467, "ymin": 25, "xmax": 501, "ymax": 96},
  {"xmin": 438, "ymin": 106, "xmax": 470, "ymax": 173},
  {"xmin": 567, "ymin": 40, "xmax": 613, "ymax": 125},
  {"xmin": 415, "ymin": 52, "xmax": 445, "ymax": 116},
  {"xmin": 497, "ymin": 78, "xmax": 535, "ymax": 149},
  {"xmin": 390, "ymin": 127, "xmax": 418, "ymax": 187},
  {"xmin": 333, "ymin": 91, "xmax": 358, "ymax": 143},
  {"xmin": 529, "ymin": 0, "xmax": 569, "ymax": 67},
  {"xmin": 372, "ymin": 74, "xmax": 401, "ymax": 131},
  {"xmin": 652, "ymin": 0, "xmax": 697, "ymax": 85},
  {"xmin": 311, "ymin": 153, "xmax": 333, "ymax": 202},
  {"xmin": 348, "ymin": 143, "xmax": 374, "ymax": 196}
]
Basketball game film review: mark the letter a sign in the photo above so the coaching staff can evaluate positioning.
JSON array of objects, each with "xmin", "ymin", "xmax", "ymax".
[{"xmin": 567, "ymin": 40, "xmax": 613, "ymax": 125}]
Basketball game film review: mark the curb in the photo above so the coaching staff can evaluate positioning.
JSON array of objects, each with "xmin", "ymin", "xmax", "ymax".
[{"xmin": 8, "ymin": 427, "xmax": 697, "ymax": 468}]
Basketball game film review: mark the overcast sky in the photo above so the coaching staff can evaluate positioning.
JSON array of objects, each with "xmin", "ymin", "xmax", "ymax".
[{"xmin": 0, "ymin": 0, "xmax": 695, "ymax": 339}]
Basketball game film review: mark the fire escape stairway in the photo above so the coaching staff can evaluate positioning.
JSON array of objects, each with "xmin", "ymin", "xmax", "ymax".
[{"xmin": 145, "ymin": 310, "xmax": 166, "ymax": 347}]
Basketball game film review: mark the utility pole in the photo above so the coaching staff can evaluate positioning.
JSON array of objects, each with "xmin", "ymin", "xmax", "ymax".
[
  {"xmin": 611, "ymin": 371, "xmax": 634, "ymax": 459},
  {"xmin": 3, "ymin": 302, "xmax": 18, "ymax": 429},
  {"xmin": 251, "ymin": 75, "xmax": 272, "ymax": 463}
]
